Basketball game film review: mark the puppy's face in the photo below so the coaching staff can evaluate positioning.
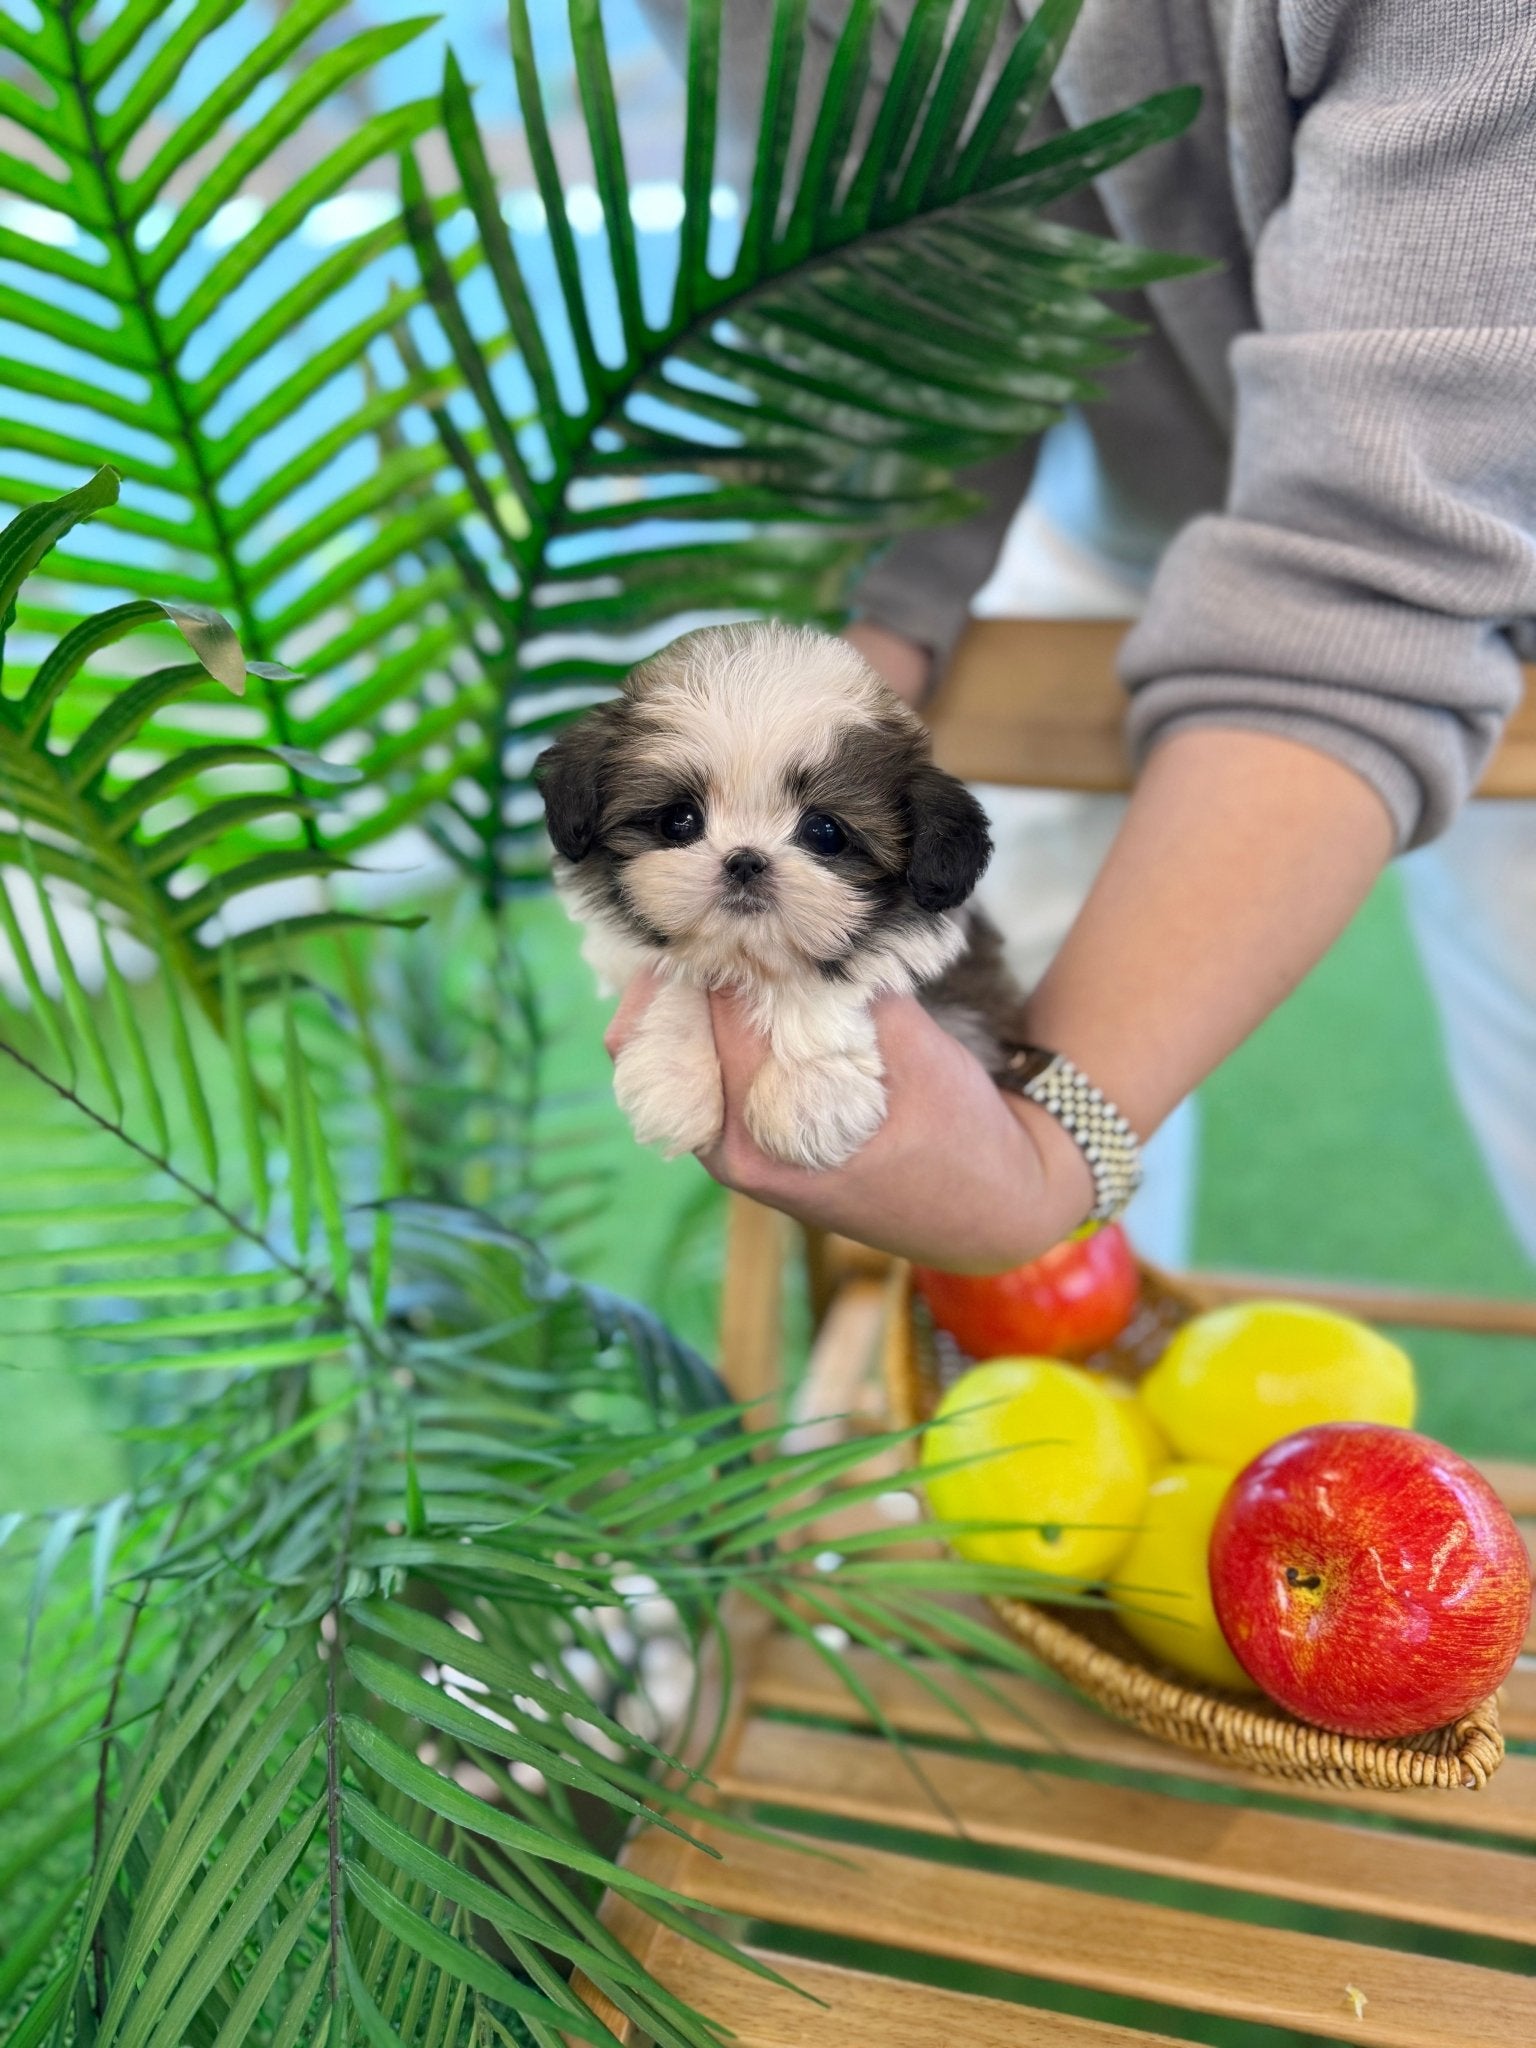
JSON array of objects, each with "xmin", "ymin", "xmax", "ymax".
[{"xmin": 537, "ymin": 623, "xmax": 991, "ymax": 980}]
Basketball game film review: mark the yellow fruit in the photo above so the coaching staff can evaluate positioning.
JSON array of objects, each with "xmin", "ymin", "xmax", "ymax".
[
  {"xmin": 1101, "ymin": 1376, "xmax": 1170, "ymax": 1468},
  {"xmin": 1140, "ymin": 1301, "xmax": 1415, "ymax": 1470},
  {"xmin": 1110, "ymin": 1462, "xmax": 1256, "ymax": 1690},
  {"xmin": 920, "ymin": 1358, "xmax": 1148, "ymax": 1581}
]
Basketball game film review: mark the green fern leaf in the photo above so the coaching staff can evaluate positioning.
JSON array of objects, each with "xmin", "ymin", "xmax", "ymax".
[
  {"xmin": 402, "ymin": 0, "xmax": 1201, "ymax": 894},
  {"xmin": 0, "ymin": 0, "xmax": 489, "ymax": 854},
  {"xmin": 0, "ymin": 482, "xmax": 367, "ymax": 1036}
]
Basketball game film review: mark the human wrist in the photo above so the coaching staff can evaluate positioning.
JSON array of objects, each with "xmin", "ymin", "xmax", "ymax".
[
  {"xmin": 998, "ymin": 1089, "xmax": 1097, "ymax": 1244},
  {"xmin": 1018, "ymin": 972, "xmax": 1166, "ymax": 1149},
  {"xmin": 996, "ymin": 1039, "xmax": 1147, "ymax": 1226}
]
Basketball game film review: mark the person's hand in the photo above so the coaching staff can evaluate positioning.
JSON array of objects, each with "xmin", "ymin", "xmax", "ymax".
[
  {"xmin": 842, "ymin": 619, "xmax": 933, "ymax": 707},
  {"xmin": 606, "ymin": 973, "xmax": 1094, "ymax": 1271}
]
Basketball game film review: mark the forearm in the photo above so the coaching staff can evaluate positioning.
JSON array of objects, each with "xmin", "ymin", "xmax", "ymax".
[{"xmin": 1019, "ymin": 726, "xmax": 1396, "ymax": 1142}]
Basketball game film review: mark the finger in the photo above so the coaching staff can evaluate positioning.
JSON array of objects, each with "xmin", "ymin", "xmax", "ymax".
[
  {"xmin": 695, "ymin": 987, "xmax": 776, "ymax": 1186},
  {"xmin": 706, "ymin": 985, "xmax": 771, "ymax": 1101},
  {"xmin": 700, "ymin": 989, "xmax": 921, "ymax": 1193},
  {"xmin": 603, "ymin": 968, "xmax": 662, "ymax": 1062}
]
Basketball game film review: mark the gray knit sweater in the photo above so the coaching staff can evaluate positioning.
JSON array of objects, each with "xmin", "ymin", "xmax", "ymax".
[{"xmin": 646, "ymin": 1, "xmax": 1536, "ymax": 849}]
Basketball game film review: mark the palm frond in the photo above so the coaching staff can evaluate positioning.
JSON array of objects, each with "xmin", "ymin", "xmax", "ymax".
[
  {"xmin": 401, "ymin": 0, "xmax": 1202, "ymax": 892},
  {"xmin": 0, "ymin": 0, "xmax": 494, "ymax": 854},
  {"xmin": 0, "ymin": 8, "xmax": 1206, "ymax": 2043},
  {"xmin": 2, "ymin": 1165, "xmax": 1087, "ymax": 2047},
  {"xmin": 0, "ymin": 474, "xmax": 393, "ymax": 1025},
  {"xmin": 356, "ymin": 895, "xmax": 628, "ymax": 1262},
  {"xmin": 4, "ymin": 1, "xmax": 1199, "ymax": 893},
  {"xmin": 0, "ymin": 655, "xmax": 391, "ymax": 1397}
]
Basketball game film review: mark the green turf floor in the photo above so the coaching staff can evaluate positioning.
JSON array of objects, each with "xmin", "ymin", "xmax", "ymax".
[{"xmin": 1194, "ymin": 870, "xmax": 1536, "ymax": 1457}]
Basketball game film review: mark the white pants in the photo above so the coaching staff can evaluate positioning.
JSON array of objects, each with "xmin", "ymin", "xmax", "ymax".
[
  {"xmin": 1400, "ymin": 804, "xmax": 1536, "ymax": 1267},
  {"xmin": 964, "ymin": 500, "xmax": 1536, "ymax": 1277}
]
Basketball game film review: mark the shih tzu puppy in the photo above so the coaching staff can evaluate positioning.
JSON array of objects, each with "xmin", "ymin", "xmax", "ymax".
[{"xmin": 537, "ymin": 621, "xmax": 1026, "ymax": 1171}]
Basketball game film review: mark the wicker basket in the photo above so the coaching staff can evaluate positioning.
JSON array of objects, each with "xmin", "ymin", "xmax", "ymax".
[{"xmin": 883, "ymin": 1260, "xmax": 1505, "ymax": 1792}]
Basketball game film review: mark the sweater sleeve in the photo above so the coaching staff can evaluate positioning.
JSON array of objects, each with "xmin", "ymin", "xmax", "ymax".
[
  {"xmin": 1119, "ymin": 0, "xmax": 1536, "ymax": 849},
  {"xmin": 849, "ymin": 441, "xmax": 1040, "ymax": 667}
]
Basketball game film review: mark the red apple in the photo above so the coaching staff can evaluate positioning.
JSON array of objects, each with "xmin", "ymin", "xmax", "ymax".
[
  {"xmin": 914, "ymin": 1224, "xmax": 1140, "ymax": 1363},
  {"xmin": 1209, "ymin": 1423, "xmax": 1532, "ymax": 1739}
]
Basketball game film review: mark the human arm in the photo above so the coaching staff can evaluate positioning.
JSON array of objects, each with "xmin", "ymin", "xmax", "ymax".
[
  {"xmin": 609, "ymin": 2, "xmax": 1531, "ymax": 1267},
  {"xmin": 682, "ymin": 721, "xmax": 1392, "ymax": 1269},
  {"xmin": 608, "ymin": 716, "xmax": 1393, "ymax": 1269}
]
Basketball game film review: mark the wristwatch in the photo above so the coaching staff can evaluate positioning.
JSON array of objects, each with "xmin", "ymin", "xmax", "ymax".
[{"xmin": 995, "ymin": 1044, "xmax": 1144, "ymax": 1226}]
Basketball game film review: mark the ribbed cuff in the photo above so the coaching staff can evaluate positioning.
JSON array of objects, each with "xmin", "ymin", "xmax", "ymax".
[{"xmin": 1124, "ymin": 684, "xmax": 1439, "ymax": 850}]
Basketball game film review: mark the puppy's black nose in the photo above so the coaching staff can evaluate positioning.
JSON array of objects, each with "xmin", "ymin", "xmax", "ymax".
[{"xmin": 723, "ymin": 847, "xmax": 769, "ymax": 885}]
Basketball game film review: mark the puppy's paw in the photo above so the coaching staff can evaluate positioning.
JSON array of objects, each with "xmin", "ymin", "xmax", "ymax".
[
  {"xmin": 614, "ymin": 1032, "xmax": 724, "ymax": 1159},
  {"xmin": 745, "ymin": 1051, "xmax": 887, "ymax": 1170}
]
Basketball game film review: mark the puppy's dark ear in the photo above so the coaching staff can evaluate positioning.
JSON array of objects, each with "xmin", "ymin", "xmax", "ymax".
[
  {"xmin": 535, "ymin": 703, "xmax": 621, "ymax": 862},
  {"xmin": 906, "ymin": 763, "xmax": 992, "ymax": 911}
]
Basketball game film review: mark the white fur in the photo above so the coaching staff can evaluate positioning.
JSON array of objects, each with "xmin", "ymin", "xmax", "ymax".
[
  {"xmin": 615, "ymin": 629, "xmax": 888, "ymax": 983},
  {"xmin": 612, "ymin": 978, "xmax": 723, "ymax": 1159},
  {"xmin": 741, "ymin": 977, "xmax": 886, "ymax": 1171},
  {"xmin": 555, "ymin": 624, "xmax": 969, "ymax": 1168}
]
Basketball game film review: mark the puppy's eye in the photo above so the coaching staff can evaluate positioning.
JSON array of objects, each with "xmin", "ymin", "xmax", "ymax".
[
  {"xmin": 796, "ymin": 812, "xmax": 848, "ymax": 858},
  {"xmin": 656, "ymin": 801, "xmax": 704, "ymax": 846}
]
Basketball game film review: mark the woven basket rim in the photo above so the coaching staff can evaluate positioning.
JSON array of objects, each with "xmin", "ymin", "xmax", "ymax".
[{"xmin": 886, "ymin": 1262, "xmax": 1505, "ymax": 1792}]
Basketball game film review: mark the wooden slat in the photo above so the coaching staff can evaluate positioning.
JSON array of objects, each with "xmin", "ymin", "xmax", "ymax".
[
  {"xmin": 670, "ymin": 1822, "xmax": 1536, "ymax": 2048},
  {"xmin": 930, "ymin": 619, "xmax": 1133, "ymax": 791},
  {"xmin": 717, "ymin": 1196, "xmax": 789, "ymax": 1416},
  {"xmin": 1169, "ymin": 1267, "xmax": 1536, "ymax": 1341},
  {"xmin": 749, "ymin": 1635, "xmax": 1536, "ymax": 1839},
  {"xmin": 1479, "ymin": 1461, "xmax": 1536, "ymax": 1518},
  {"xmin": 805, "ymin": 1229, "xmax": 892, "ymax": 1299},
  {"xmin": 720, "ymin": 1718, "xmax": 1536, "ymax": 1944},
  {"xmin": 781, "ymin": 1276, "xmax": 889, "ymax": 1454},
  {"xmin": 931, "ymin": 618, "xmax": 1536, "ymax": 801},
  {"xmin": 635, "ymin": 1935, "xmax": 1189, "ymax": 2048},
  {"xmin": 1502, "ymin": 1663, "xmax": 1536, "ymax": 1742}
]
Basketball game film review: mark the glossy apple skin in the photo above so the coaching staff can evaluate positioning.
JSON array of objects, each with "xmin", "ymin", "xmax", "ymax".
[
  {"xmin": 1210, "ymin": 1423, "xmax": 1532, "ymax": 1739},
  {"xmin": 914, "ymin": 1224, "xmax": 1140, "ymax": 1363}
]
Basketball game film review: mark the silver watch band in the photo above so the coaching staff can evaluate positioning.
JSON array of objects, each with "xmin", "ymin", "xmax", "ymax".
[{"xmin": 996, "ymin": 1045, "xmax": 1144, "ymax": 1225}]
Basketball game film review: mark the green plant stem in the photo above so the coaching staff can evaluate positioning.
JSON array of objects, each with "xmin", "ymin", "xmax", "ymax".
[
  {"xmin": 90, "ymin": 1595, "xmax": 144, "ymax": 2018},
  {"xmin": 323, "ymin": 1383, "xmax": 376, "ymax": 2016},
  {"xmin": 0, "ymin": 1034, "xmax": 328, "ymax": 1301},
  {"xmin": 89, "ymin": 1498, "xmax": 191, "ymax": 2017}
]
